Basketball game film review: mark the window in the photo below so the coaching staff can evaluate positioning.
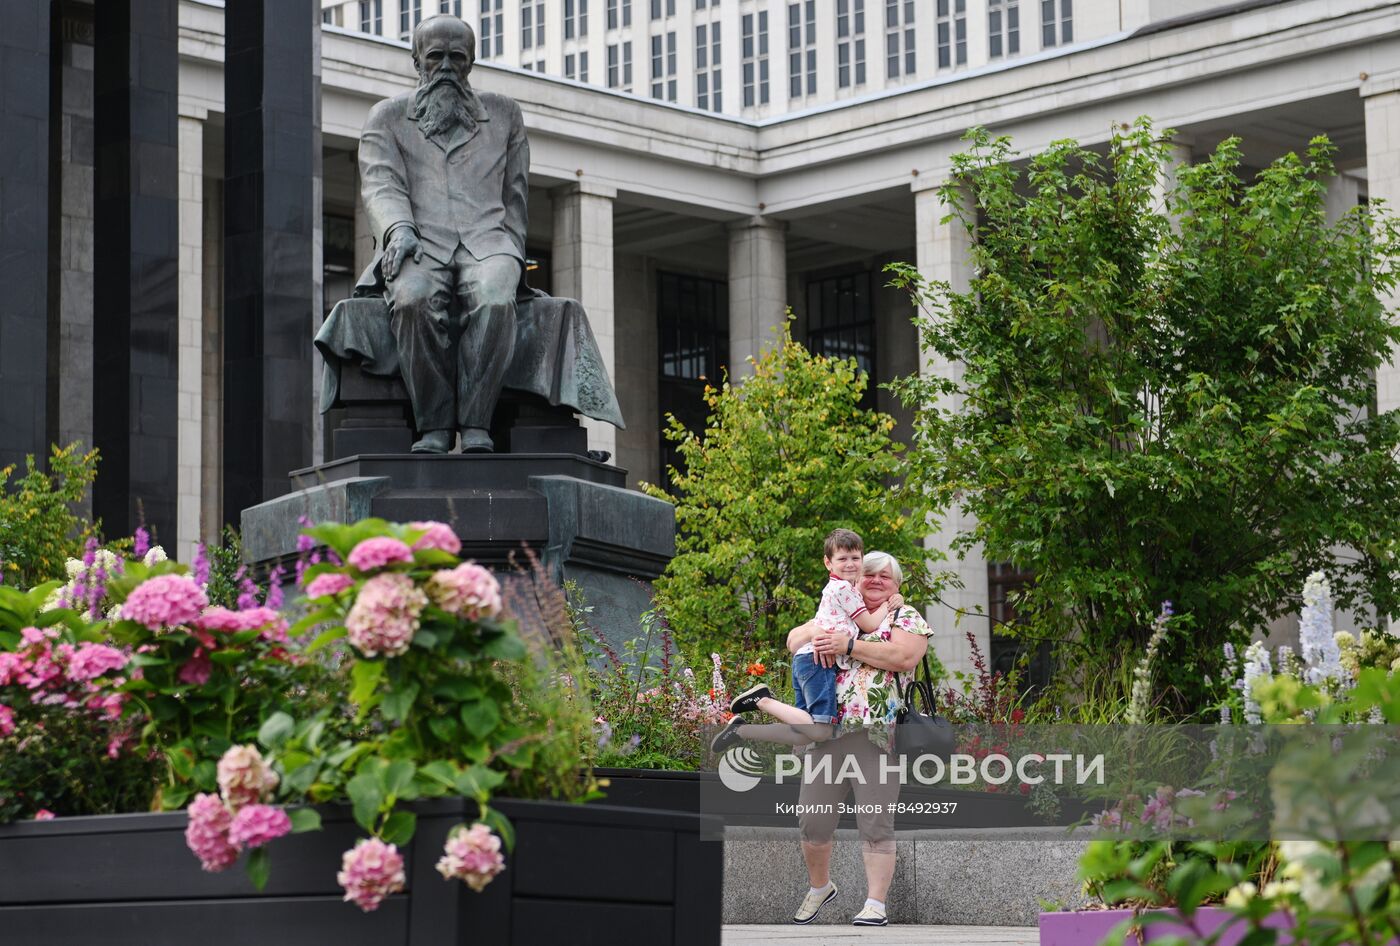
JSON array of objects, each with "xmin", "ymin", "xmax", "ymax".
[
  {"xmin": 608, "ymin": 0, "xmax": 618, "ymax": 28},
  {"xmin": 651, "ymin": 31, "xmax": 677, "ymax": 100},
  {"xmin": 988, "ymin": 0, "xmax": 1018, "ymax": 57},
  {"xmin": 399, "ymin": 0, "xmax": 423, "ymax": 39},
  {"xmin": 623, "ymin": 0, "xmax": 632, "ymax": 26},
  {"xmin": 884, "ymin": 0, "xmax": 914, "ymax": 78},
  {"xmin": 695, "ymin": 23, "xmax": 721, "ymax": 110},
  {"xmin": 1041, "ymin": 0, "xmax": 1071, "ymax": 46},
  {"xmin": 359, "ymin": 0, "xmax": 384, "ymax": 32},
  {"xmin": 787, "ymin": 0, "xmax": 816, "ymax": 98},
  {"xmin": 566, "ymin": 52, "xmax": 576, "ymax": 76},
  {"xmin": 439, "ymin": 0, "xmax": 462, "ymax": 13},
  {"xmin": 479, "ymin": 0, "xmax": 504, "ymax": 56},
  {"xmin": 521, "ymin": 0, "xmax": 544, "ymax": 47},
  {"xmin": 836, "ymin": 0, "xmax": 865, "ymax": 87},
  {"xmin": 658, "ymin": 273, "xmax": 729, "ymax": 475},
  {"xmin": 936, "ymin": 0, "xmax": 966, "ymax": 68},
  {"xmin": 564, "ymin": 0, "xmax": 589, "ymax": 37},
  {"xmin": 741, "ymin": 10, "xmax": 769, "ymax": 107},
  {"xmin": 565, "ymin": 51, "xmax": 590, "ymax": 79},
  {"xmin": 805, "ymin": 272, "xmax": 875, "ymax": 408},
  {"xmin": 322, "ymin": 8, "xmax": 335, "ymax": 25},
  {"xmin": 609, "ymin": 41, "xmax": 633, "ymax": 88}
]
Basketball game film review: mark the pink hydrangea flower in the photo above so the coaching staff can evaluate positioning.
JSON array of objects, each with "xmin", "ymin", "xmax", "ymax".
[
  {"xmin": 304, "ymin": 572, "xmax": 356, "ymax": 599},
  {"xmin": 195, "ymin": 605, "xmax": 288, "ymax": 643},
  {"xmin": 216, "ymin": 744, "xmax": 279, "ymax": 809},
  {"xmin": 408, "ymin": 521, "xmax": 462, "ymax": 555},
  {"xmin": 345, "ymin": 573, "xmax": 427, "ymax": 658},
  {"xmin": 425, "ymin": 562, "xmax": 502, "ymax": 620},
  {"xmin": 0, "ymin": 652, "xmax": 23, "ymax": 686},
  {"xmin": 64, "ymin": 643, "xmax": 128, "ymax": 682},
  {"xmin": 347, "ymin": 537, "xmax": 414, "ymax": 572},
  {"xmin": 178, "ymin": 649, "xmax": 212, "ymax": 685},
  {"xmin": 228, "ymin": 804, "xmax": 292, "ymax": 850},
  {"xmin": 337, "ymin": 837, "xmax": 407, "ymax": 912},
  {"xmin": 185, "ymin": 793, "xmax": 238, "ymax": 871},
  {"xmin": 435, "ymin": 822, "xmax": 506, "ymax": 892},
  {"xmin": 122, "ymin": 574, "xmax": 209, "ymax": 630},
  {"xmin": 0, "ymin": 704, "xmax": 14, "ymax": 737},
  {"xmin": 33, "ymin": 809, "xmax": 55, "ymax": 821}
]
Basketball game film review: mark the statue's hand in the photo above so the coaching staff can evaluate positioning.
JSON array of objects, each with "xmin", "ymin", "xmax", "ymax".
[{"xmin": 383, "ymin": 227, "xmax": 423, "ymax": 281}]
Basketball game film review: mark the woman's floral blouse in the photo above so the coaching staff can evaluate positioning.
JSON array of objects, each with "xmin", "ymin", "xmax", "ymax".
[{"xmin": 833, "ymin": 606, "xmax": 934, "ymax": 749}]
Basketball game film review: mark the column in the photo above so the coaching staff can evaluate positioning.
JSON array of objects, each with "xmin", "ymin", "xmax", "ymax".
[
  {"xmin": 0, "ymin": 1, "xmax": 51, "ymax": 472},
  {"xmin": 1365, "ymin": 80, "xmax": 1400, "ymax": 416},
  {"xmin": 1323, "ymin": 172, "xmax": 1361, "ymax": 226},
  {"xmin": 913, "ymin": 177, "xmax": 985, "ymax": 678},
  {"xmin": 223, "ymin": 0, "xmax": 318, "ymax": 523},
  {"xmin": 1153, "ymin": 138, "xmax": 1192, "ymax": 222},
  {"xmin": 93, "ymin": 0, "xmax": 180, "ymax": 542},
  {"xmin": 726, "ymin": 216, "xmax": 788, "ymax": 374},
  {"xmin": 177, "ymin": 109, "xmax": 205, "ymax": 562},
  {"xmin": 55, "ymin": 7, "xmax": 97, "ymax": 463},
  {"xmin": 552, "ymin": 181, "xmax": 618, "ymax": 459}
]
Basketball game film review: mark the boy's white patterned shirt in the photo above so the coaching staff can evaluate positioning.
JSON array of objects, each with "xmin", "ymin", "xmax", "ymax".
[{"xmin": 793, "ymin": 575, "xmax": 867, "ymax": 658}]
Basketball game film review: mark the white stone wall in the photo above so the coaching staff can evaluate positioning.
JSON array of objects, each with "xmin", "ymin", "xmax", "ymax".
[{"xmin": 177, "ymin": 112, "xmax": 206, "ymax": 562}]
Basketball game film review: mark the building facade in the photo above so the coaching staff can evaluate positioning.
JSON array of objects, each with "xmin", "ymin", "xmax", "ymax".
[{"xmin": 2, "ymin": 0, "xmax": 1396, "ymax": 676}]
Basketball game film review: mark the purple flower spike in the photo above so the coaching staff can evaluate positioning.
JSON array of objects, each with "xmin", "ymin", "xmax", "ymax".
[
  {"xmin": 133, "ymin": 527, "xmax": 150, "ymax": 559},
  {"xmin": 264, "ymin": 566, "xmax": 285, "ymax": 610},
  {"xmin": 193, "ymin": 542, "xmax": 211, "ymax": 587}
]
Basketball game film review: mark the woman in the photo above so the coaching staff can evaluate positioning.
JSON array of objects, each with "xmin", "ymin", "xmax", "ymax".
[{"xmin": 737, "ymin": 551, "xmax": 935, "ymax": 927}]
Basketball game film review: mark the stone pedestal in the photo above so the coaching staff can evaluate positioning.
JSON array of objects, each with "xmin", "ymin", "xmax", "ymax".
[{"xmin": 240, "ymin": 454, "xmax": 675, "ymax": 647}]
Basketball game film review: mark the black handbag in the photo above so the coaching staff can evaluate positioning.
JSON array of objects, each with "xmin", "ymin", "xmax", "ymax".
[{"xmin": 895, "ymin": 640, "xmax": 955, "ymax": 761}]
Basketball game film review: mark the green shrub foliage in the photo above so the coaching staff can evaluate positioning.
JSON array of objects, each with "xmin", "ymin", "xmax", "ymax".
[
  {"xmin": 646, "ymin": 320, "xmax": 937, "ymax": 656},
  {"xmin": 889, "ymin": 122, "xmax": 1400, "ymax": 712}
]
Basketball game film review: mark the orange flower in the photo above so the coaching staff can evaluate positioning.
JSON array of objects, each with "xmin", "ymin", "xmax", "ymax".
[{"xmin": 746, "ymin": 661, "xmax": 766, "ymax": 677}]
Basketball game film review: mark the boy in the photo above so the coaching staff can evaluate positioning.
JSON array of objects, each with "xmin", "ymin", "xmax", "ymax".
[{"xmin": 712, "ymin": 528, "xmax": 902, "ymax": 752}]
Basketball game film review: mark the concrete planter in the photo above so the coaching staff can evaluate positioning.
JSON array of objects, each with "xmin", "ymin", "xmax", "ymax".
[
  {"xmin": 1039, "ymin": 906, "xmax": 1298, "ymax": 945},
  {"xmin": 0, "ymin": 797, "xmax": 721, "ymax": 946}
]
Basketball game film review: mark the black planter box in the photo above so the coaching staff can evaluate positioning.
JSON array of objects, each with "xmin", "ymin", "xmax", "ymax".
[{"xmin": 0, "ymin": 798, "xmax": 721, "ymax": 946}]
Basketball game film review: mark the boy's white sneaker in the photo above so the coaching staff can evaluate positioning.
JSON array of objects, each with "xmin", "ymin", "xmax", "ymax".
[
  {"xmin": 851, "ymin": 902, "xmax": 888, "ymax": 926},
  {"xmin": 793, "ymin": 882, "xmax": 838, "ymax": 924}
]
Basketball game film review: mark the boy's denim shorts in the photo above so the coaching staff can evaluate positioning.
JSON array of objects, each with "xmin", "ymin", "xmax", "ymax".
[{"xmin": 792, "ymin": 651, "xmax": 838, "ymax": 725}]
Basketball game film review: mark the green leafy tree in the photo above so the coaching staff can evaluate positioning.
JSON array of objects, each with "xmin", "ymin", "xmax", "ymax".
[
  {"xmin": 645, "ymin": 320, "xmax": 938, "ymax": 656},
  {"xmin": 888, "ymin": 121, "xmax": 1400, "ymax": 713},
  {"xmin": 0, "ymin": 443, "xmax": 99, "ymax": 588}
]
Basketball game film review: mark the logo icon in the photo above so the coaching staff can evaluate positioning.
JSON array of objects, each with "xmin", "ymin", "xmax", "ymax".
[{"xmin": 717, "ymin": 745, "xmax": 766, "ymax": 793}]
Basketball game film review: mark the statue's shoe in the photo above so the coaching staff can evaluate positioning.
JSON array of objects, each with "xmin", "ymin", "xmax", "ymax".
[
  {"xmin": 459, "ymin": 427, "xmax": 494, "ymax": 453},
  {"xmin": 411, "ymin": 430, "xmax": 454, "ymax": 453}
]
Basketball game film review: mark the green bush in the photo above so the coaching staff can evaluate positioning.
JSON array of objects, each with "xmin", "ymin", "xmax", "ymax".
[
  {"xmin": 0, "ymin": 443, "xmax": 99, "ymax": 589},
  {"xmin": 646, "ymin": 319, "xmax": 938, "ymax": 658},
  {"xmin": 890, "ymin": 122, "xmax": 1400, "ymax": 714}
]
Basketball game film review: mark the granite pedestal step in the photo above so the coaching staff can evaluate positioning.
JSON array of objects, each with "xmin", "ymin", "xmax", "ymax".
[{"xmin": 240, "ymin": 453, "xmax": 676, "ymax": 647}]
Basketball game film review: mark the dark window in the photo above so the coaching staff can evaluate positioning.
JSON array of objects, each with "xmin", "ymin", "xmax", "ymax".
[
  {"xmin": 805, "ymin": 272, "xmax": 875, "ymax": 409},
  {"xmin": 658, "ymin": 272, "xmax": 729, "ymax": 474}
]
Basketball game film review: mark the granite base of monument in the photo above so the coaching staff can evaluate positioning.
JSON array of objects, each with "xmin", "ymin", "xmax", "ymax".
[{"xmin": 240, "ymin": 454, "xmax": 675, "ymax": 648}]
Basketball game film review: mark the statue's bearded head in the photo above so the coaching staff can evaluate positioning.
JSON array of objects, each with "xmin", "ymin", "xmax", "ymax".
[{"xmin": 411, "ymin": 15, "xmax": 478, "ymax": 139}]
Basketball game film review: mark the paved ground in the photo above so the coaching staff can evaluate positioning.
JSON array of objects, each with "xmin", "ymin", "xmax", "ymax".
[{"xmin": 723, "ymin": 925, "xmax": 1039, "ymax": 945}]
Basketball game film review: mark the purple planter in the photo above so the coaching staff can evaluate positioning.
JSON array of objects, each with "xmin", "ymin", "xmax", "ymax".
[{"xmin": 1039, "ymin": 906, "xmax": 1296, "ymax": 946}]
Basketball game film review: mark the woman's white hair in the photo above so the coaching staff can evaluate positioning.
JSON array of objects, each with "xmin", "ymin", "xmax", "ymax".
[{"xmin": 862, "ymin": 550, "xmax": 903, "ymax": 586}]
